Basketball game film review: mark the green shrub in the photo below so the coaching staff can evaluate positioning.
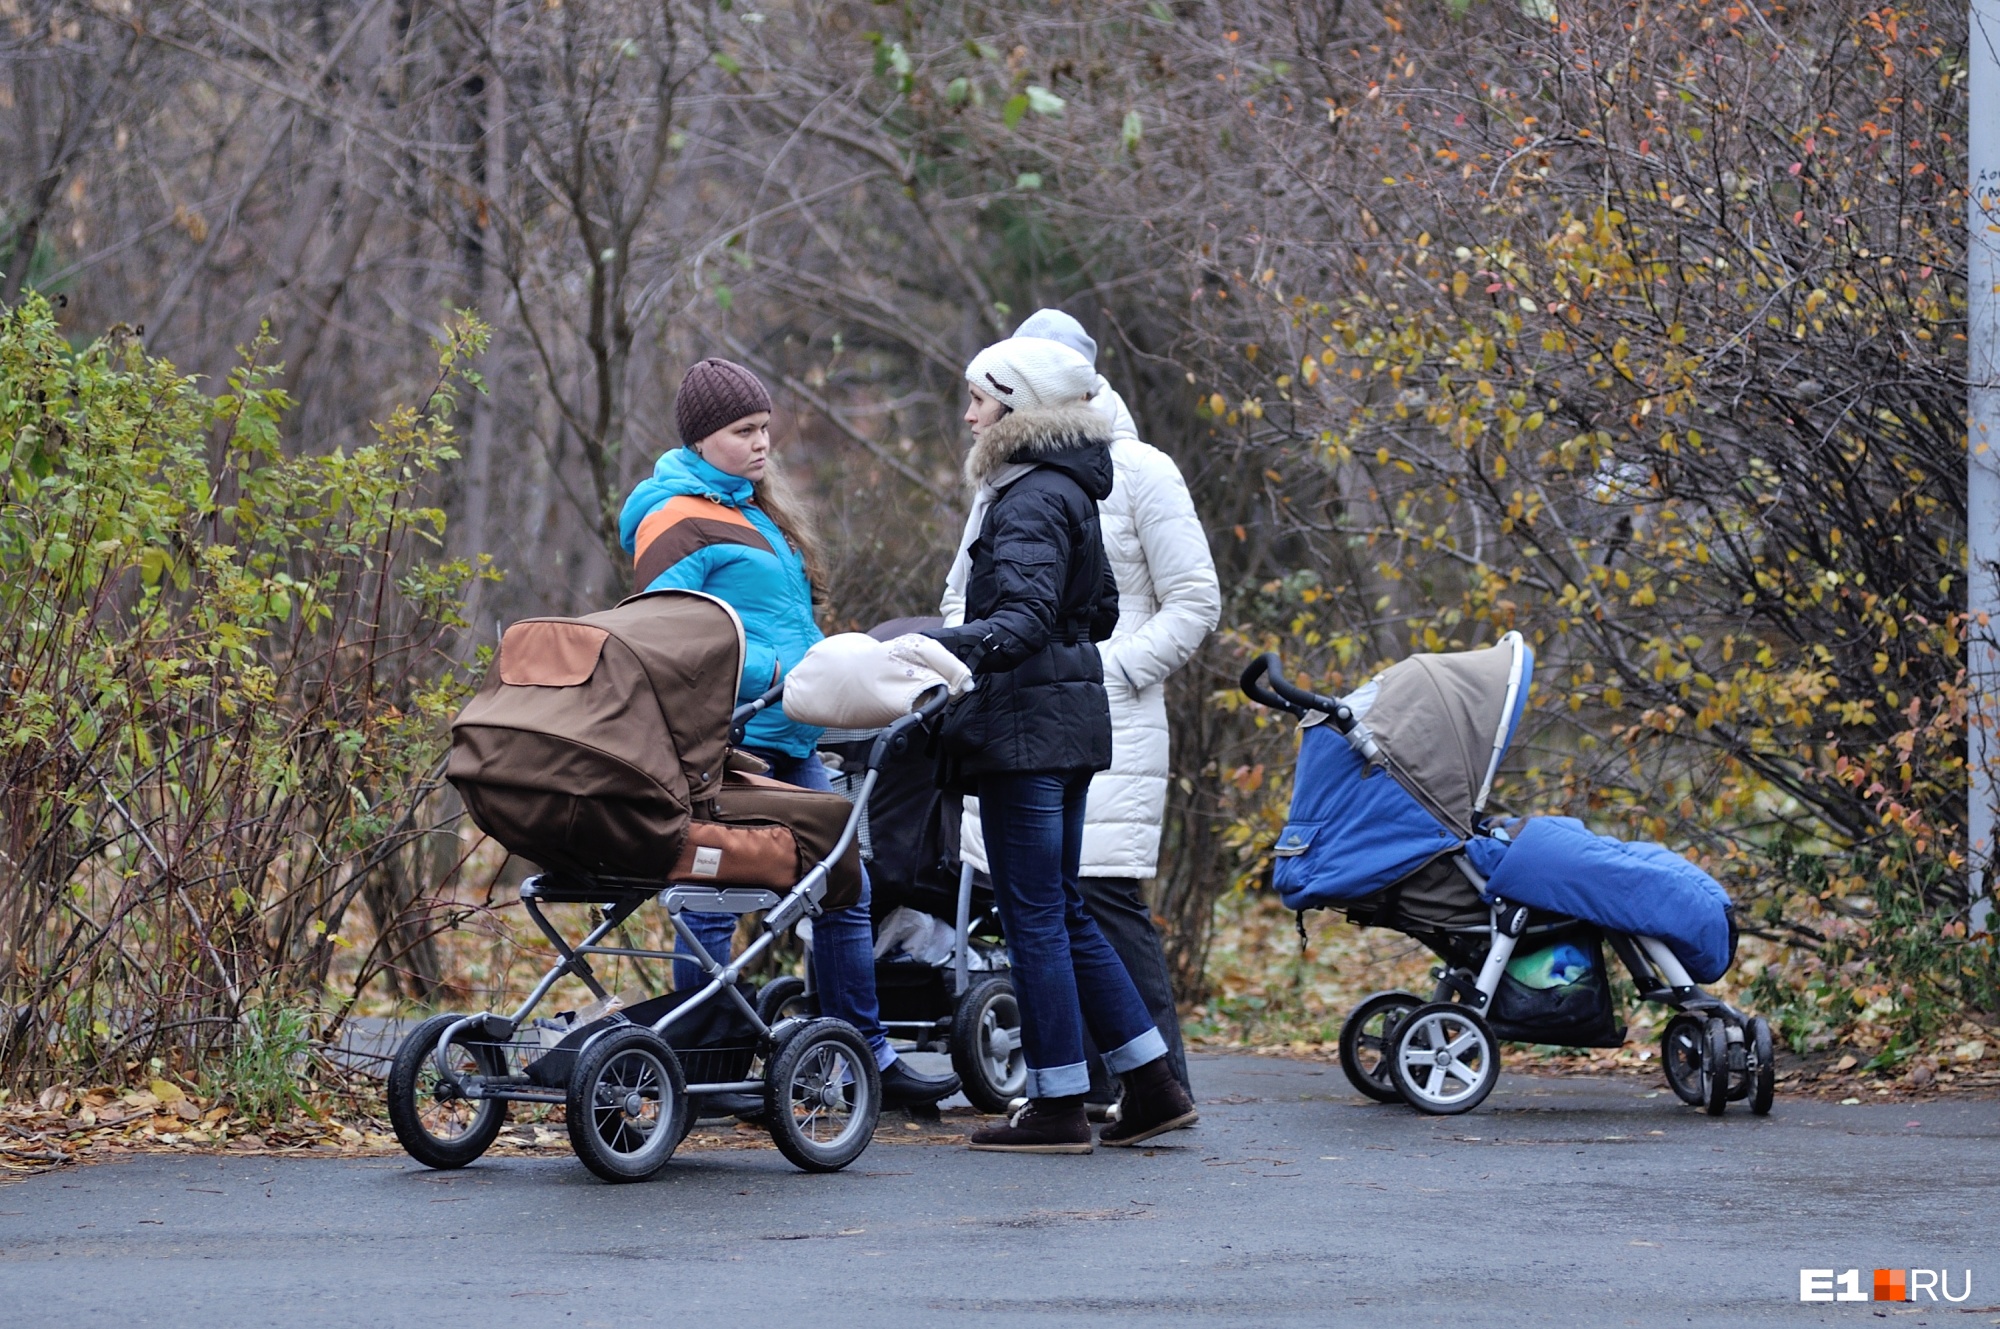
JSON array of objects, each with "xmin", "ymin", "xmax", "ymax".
[{"xmin": 0, "ymin": 294, "xmax": 488, "ymax": 1088}]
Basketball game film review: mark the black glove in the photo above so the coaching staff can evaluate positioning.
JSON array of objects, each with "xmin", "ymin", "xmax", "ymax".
[{"xmin": 923, "ymin": 624, "xmax": 996, "ymax": 672}]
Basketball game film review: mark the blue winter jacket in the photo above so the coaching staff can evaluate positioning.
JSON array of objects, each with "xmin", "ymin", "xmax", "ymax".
[{"xmin": 618, "ymin": 447, "xmax": 823, "ymax": 757}]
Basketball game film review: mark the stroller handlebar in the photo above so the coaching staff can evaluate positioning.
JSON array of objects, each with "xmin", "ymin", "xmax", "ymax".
[
  {"xmin": 731, "ymin": 676, "xmax": 954, "ymax": 766},
  {"xmin": 729, "ymin": 677, "xmax": 789, "ymax": 744},
  {"xmin": 866, "ymin": 682, "xmax": 957, "ymax": 774},
  {"xmin": 1240, "ymin": 653, "xmax": 1352, "ymax": 730}
]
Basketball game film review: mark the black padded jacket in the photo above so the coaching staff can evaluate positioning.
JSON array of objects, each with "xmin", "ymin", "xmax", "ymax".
[{"xmin": 929, "ymin": 402, "xmax": 1118, "ymax": 786}]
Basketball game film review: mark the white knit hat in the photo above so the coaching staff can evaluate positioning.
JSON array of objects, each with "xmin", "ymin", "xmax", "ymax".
[
  {"xmin": 1013, "ymin": 309, "xmax": 1098, "ymax": 364},
  {"xmin": 965, "ymin": 336, "xmax": 1097, "ymax": 411}
]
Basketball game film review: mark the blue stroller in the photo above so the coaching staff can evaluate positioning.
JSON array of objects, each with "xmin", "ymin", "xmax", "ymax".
[{"xmin": 1241, "ymin": 633, "xmax": 1774, "ymax": 1117}]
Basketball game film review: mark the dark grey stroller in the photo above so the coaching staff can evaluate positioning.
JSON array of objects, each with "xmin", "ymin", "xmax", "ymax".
[{"xmin": 755, "ymin": 616, "xmax": 1028, "ymax": 1114}]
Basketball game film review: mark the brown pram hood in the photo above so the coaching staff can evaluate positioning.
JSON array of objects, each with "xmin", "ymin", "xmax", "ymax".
[
  {"xmin": 448, "ymin": 589, "xmax": 863, "ymax": 905},
  {"xmin": 448, "ymin": 590, "xmax": 744, "ymax": 882}
]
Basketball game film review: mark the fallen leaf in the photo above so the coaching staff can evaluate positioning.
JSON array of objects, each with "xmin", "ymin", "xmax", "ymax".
[
  {"xmin": 1835, "ymin": 1054, "xmax": 1858, "ymax": 1072},
  {"xmin": 150, "ymin": 1079, "xmax": 185, "ymax": 1106}
]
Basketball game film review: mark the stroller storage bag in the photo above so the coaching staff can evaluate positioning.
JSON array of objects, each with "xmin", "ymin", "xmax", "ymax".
[{"xmin": 1486, "ymin": 932, "xmax": 1621, "ymax": 1047}]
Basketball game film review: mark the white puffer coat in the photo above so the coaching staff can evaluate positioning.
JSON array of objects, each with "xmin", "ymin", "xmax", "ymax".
[{"xmin": 943, "ymin": 380, "xmax": 1220, "ymax": 877}]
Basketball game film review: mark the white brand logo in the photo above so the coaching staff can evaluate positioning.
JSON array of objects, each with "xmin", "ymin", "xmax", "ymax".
[{"xmin": 691, "ymin": 846, "xmax": 722, "ymax": 878}]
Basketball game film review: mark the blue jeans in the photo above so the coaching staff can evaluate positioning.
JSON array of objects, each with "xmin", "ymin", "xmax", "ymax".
[
  {"xmin": 673, "ymin": 750, "xmax": 895, "ymax": 1071},
  {"xmin": 978, "ymin": 771, "xmax": 1165, "ymax": 1098}
]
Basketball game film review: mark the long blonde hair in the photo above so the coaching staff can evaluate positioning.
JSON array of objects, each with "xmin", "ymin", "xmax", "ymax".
[{"xmin": 749, "ymin": 454, "xmax": 826, "ymax": 596}]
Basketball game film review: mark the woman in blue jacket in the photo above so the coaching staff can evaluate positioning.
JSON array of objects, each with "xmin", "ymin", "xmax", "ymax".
[{"xmin": 619, "ymin": 357, "xmax": 958, "ymax": 1111}]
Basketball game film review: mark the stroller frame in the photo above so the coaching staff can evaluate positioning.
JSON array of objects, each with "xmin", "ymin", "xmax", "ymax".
[
  {"xmin": 389, "ymin": 689, "xmax": 950, "ymax": 1180},
  {"xmin": 787, "ymin": 858, "xmax": 990, "ymax": 1028},
  {"xmin": 1243, "ymin": 654, "xmax": 1774, "ymax": 1118},
  {"xmin": 778, "ymin": 858, "xmax": 1025, "ymax": 1114},
  {"xmin": 803, "ymin": 653, "xmax": 1030, "ymax": 1114}
]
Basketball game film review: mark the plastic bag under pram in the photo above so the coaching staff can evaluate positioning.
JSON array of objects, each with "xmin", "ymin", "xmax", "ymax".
[{"xmin": 1463, "ymin": 817, "xmax": 1735, "ymax": 984}]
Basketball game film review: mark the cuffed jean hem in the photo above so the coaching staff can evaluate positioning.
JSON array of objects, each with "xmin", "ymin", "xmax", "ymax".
[
  {"xmin": 1024, "ymin": 1061, "xmax": 1090, "ymax": 1099},
  {"xmin": 1101, "ymin": 1026, "xmax": 1167, "ymax": 1075}
]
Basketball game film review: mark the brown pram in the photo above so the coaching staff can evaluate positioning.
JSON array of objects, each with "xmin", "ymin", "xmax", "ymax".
[{"xmin": 386, "ymin": 589, "xmax": 942, "ymax": 1182}]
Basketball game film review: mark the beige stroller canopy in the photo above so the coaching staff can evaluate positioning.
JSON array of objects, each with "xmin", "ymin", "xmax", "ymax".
[{"xmin": 1338, "ymin": 631, "xmax": 1530, "ymax": 838}]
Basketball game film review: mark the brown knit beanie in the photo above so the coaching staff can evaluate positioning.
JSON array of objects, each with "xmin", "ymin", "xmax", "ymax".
[{"xmin": 675, "ymin": 358, "xmax": 772, "ymax": 448}]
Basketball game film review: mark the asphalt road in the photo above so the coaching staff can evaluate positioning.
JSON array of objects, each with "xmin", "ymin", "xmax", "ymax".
[{"xmin": 2, "ymin": 1054, "xmax": 1995, "ymax": 1327}]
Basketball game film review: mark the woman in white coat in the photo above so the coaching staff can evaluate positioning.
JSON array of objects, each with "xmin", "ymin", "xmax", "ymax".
[{"xmin": 942, "ymin": 310, "xmax": 1220, "ymax": 1095}]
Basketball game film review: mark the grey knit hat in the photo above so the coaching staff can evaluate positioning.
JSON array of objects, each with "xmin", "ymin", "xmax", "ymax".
[
  {"xmin": 675, "ymin": 358, "xmax": 772, "ymax": 448},
  {"xmin": 1014, "ymin": 309, "xmax": 1098, "ymax": 365}
]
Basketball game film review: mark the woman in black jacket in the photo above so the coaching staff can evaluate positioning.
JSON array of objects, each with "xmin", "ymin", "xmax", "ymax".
[{"xmin": 931, "ymin": 337, "xmax": 1197, "ymax": 1152}]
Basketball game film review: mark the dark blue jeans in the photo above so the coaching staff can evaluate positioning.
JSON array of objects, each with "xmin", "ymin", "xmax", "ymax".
[
  {"xmin": 673, "ymin": 750, "xmax": 895, "ymax": 1071},
  {"xmin": 978, "ymin": 771, "xmax": 1165, "ymax": 1098}
]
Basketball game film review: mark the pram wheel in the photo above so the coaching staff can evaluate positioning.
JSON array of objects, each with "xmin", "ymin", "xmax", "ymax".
[
  {"xmin": 950, "ymin": 975, "xmax": 1027, "ymax": 1114},
  {"xmin": 565, "ymin": 1026, "xmax": 690, "ymax": 1183},
  {"xmin": 1387, "ymin": 1003, "xmax": 1500, "ymax": 1115},
  {"xmin": 1701, "ymin": 1018, "xmax": 1730, "ymax": 1116},
  {"xmin": 387, "ymin": 1014, "xmax": 510, "ymax": 1170},
  {"xmin": 764, "ymin": 1019, "xmax": 880, "ymax": 1172},
  {"xmin": 1747, "ymin": 1015, "xmax": 1775, "ymax": 1115},
  {"xmin": 1660, "ymin": 1014, "xmax": 1707, "ymax": 1105},
  {"xmin": 1338, "ymin": 991, "xmax": 1423, "ymax": 1103},
  {"xmin": 756, "ymin": 975, "xmax": 817, "ymax": 1024}
]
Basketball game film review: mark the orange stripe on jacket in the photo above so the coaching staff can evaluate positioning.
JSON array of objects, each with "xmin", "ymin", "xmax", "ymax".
[{"xmin": 632, "ymin": 494, "xmax": 774, "ymax": 590}]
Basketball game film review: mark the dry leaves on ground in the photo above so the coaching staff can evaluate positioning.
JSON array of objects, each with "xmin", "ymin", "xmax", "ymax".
[
  {"xmin": 1, "ymin": 1081, "xmax": 986, "ymax": 1178},
  {"xmin": 0, "ymin": 1081, "xmax": 386, "ymax": 1179}
]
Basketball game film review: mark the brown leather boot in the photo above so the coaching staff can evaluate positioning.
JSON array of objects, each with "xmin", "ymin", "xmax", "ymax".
[
  {"xmin": 1098, "ymin": 1057, "xmax": 1197, "ymax": 1147},
  {"xmin": 968, "ymin": 1095, "xmax": 1092, "ymax": 1153}
]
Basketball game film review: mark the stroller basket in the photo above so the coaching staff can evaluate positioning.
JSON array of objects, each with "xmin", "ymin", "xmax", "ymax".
[{"xmin": 525, "ymin": 987, "xmax": 763, "ymax": 1089}]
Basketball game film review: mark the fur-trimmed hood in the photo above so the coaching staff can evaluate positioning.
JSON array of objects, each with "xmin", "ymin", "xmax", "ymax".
[{"xmin": 965, "ymin": 401, "xmax": 1115, "ymax": 498}]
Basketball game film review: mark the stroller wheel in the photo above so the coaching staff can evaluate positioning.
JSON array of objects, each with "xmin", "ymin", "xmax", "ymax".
[
  {"xmin": 1747, "ymin": 1015, "xmax": 1776, "ymax": 1116},
  {"xmin": 1387, "ymin": 1003, "xmax": 1500, "ymax": 1115},
  {"xmin": 765, "ymin": 1018, "xmax": 880, "ymax": 1172},
  {"xmin": 951, "ymin": 975, "xmax": 1028, "ymax": 1114},
  {"xmin": 1338, "ymin": 991, "xmax": 1423, "ymax": 1103},
  {"xmin": 756, "ymin": 975, "xmax": 817, "ymax": 1025},
  {"xmin": 1660, "ymin": 1014, "xmax": 1708, "ymax": 1106},
  {"xmin": 1701, "ymin": 1018, "xmax": 1731, "ymax": 1116},
  {"xmin": 565, "ymin": 1026, "xmax": 689, "ymax": 1183},
  {"xmin": 387, "ymin": 1014, "xmax": 509, "ymax": 1170}
]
